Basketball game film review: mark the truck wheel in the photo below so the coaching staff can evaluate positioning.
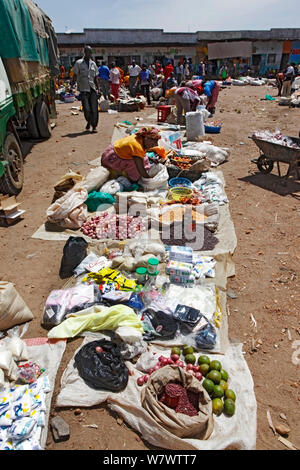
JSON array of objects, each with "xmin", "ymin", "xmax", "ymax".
[
  {"xmin": 26, "ymin": 111, "xmax": 40, "ymax": 139},
  {"xmin": 35, "ymin": 100, "xmax": 51, "ymax": 139},
  {"xmin": 0, "ymin": 133, "xmax": 24, "ymax": 195}
]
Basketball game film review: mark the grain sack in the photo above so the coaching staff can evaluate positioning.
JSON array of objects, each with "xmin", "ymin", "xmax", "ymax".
[
  {"xmin": 141, "ymin": 365, "xmax": 213, "ymax": 440},
  {"xmin": 0, "ymin": 282, "xmax": 34, "ymax": 331}
]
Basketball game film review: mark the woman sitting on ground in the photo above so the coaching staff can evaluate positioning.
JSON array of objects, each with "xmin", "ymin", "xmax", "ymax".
[{"xmin": 101, "ymin": 127, "xmax": 161, "ymax": 182}]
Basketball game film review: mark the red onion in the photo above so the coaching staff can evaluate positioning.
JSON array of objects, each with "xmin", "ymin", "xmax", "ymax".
[
  {"xmin": 193, "ymin": 366, "xmax": 200, "ymax": 373},
  {"xmin": 95, "ymin": 346, "xmax": 103, "ymax": 354},
  {"xmin": 137, "ymin": 377, "xmax": 144, "ymax": 386},
  {"xmin": 170, "ymin": 354, "xmax": 180, "ymax": 362},
  {"xmin": 186, "ymin": 364, "xmax": 194, "ymax": 371},
  {"xmin": 143, "ymin": 375, "xmax": 150, "ymax": 383},
  {"xmin": 167, "ymin": 358, "xmax": 174, "ymax": 365},
  {"xmin": 153, "ymin": 365, "xmax": 160, "ymax": 371},
  {"xmin": 194, "ymin": 372, "xmax": 203, "ymax": 381}
]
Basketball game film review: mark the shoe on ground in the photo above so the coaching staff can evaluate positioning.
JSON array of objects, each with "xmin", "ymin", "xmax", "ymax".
[{"xmin": 86, "ymin": 123, "xmax": 91, "ymax": 130}]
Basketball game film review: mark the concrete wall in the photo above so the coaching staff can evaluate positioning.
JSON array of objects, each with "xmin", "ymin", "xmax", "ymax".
[{"xmin": 252, "ymin": 40, "xmax": 283, "ymax": 73}]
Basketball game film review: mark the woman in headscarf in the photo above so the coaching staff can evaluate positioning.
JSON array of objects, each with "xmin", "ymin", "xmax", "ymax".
[{"xmin": 101, "ymin": 127, "xmax": 161, "ymax": 182}]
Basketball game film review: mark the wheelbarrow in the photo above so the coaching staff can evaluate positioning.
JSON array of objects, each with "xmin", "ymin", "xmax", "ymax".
[{"xmin": 249, "ymin": 135, "xmax": 300, "ymax": 182}]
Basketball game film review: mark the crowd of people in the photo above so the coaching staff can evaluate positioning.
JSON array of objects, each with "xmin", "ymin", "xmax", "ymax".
[
  {"xmin": 65, "ymin": 46, "xmax": 222, "ymax": 133},
  {"xmin": 59, "ymin": 46, "xmax": 299, "ymax": 135}
]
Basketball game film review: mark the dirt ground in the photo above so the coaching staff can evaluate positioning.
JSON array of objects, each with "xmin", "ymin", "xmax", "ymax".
[{"xmin": 0, "ymin": 85, "xmax": 299, "ymax": 451}]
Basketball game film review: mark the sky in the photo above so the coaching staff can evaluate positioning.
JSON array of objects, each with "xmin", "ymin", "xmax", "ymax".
[{"xmin": 36, "ymin": 0, "xmax": 299, "ymax": 34}]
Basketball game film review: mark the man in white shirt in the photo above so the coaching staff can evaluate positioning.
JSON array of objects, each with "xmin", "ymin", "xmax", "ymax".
[
  {"xmin": 128, "ymin": 60, "xmax": 141, "ymax": 97},
  {"xmin": 73, "ymin": 46, "xmax": 99, "ymax": 132}
]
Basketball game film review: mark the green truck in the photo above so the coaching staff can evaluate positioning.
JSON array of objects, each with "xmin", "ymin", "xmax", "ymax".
[{"xmin": 0, "ymin": 0, "xmax": 59, "ymax": 195}]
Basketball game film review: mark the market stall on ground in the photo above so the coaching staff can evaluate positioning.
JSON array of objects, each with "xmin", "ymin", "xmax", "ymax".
[{"xmin": 0, "ymin": 117, "xmax": 260, "ymax": 451}]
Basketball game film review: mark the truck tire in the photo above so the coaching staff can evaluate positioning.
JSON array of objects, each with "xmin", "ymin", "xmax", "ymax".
[
  {"xmin": 35, "ymin": 100, "xmax": 51, "ymax": 139},
  {"xmin": 26, "ymin": 111, "xmax": 40, "ymax": 139},
  {"xmin": 0, "ymin": 133, "xmax": 24, "ymax": 196}
]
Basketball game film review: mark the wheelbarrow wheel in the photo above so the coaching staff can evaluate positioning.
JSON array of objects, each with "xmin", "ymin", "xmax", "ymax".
[{"xmin": 257, "ymin": 155, "xmax": 274, "ymax": 174}]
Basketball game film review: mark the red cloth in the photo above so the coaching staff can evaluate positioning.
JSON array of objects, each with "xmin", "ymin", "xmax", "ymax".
[
  {"xmin": 163, "ymin": 64, "xmax": 174, "ymax": 82},
  {"xmin": 110, "ymin": 83, "xmax": 120, "ymax": 99}
]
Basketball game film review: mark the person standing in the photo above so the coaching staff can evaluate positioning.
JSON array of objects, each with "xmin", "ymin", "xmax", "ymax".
[
  {"xmin": 282, "ymin": 63, "xmax": 295, "ymax": 97},
  {"xmin": 73, "ymin": 46, "xmax": 99, "ymax": 133},
  {"xmin": 139, "ymin": 64, "xmax": 151, "ymax": 105},
  {"xmin": 128, "ymin": 60, "xmax": 142, "ymax": 97},
  {"xmin": 98, "ymin": 61, "xmax": 110, "ymax": 100},
  {"xmin": 109, "ymin": 62, "xmax": 121, "ymax": 100}
]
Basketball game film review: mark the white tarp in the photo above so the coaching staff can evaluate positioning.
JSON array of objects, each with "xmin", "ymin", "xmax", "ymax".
[
  {"xmin": 56, "ymin": 335, "xmax": 257, "ymax": 451},
  {"xmin": 208, "ymin": 41, "xmax": 252, "ymax": 60}
]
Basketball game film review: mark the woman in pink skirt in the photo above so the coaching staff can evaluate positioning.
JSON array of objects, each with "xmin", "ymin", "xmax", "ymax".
[{"xmin": 101, "ymin": 127, "xmax": 161, "ymax": 182}]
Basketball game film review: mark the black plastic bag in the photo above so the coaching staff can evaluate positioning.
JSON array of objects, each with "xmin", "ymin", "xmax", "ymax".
[
  {"xmin": 142, "ymin": 308, "xmax": 179, "ymax": 341},
  {"xmin": 59, "ymin": 236, "xmax": 88, "ymax": 279},
  {"xmin": 74, "ymin": 339, "xmax": 129, "ymax": 392}
]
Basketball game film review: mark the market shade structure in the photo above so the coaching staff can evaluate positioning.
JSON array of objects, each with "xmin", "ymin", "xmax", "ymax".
[{"xmin": 208, "ymin": 41, "xmax": 252, "ymax": 60}]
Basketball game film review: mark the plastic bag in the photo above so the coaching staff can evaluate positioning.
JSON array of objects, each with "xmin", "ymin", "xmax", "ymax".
[
  {"xmin": 139, "ymin": 164, "xmax": 169, "ymax": 191},
  {"xmin": 74, "ymin": 339, "xmax": 129, "ymax": 392},
  {"xmin": 46, "ymin": 184, "xmax": 88, "ymax": 229},
  {"xmin": 142, "ymin": 306, "xmax": 179, "ymax": 341},
  {"xmin": 83, "ymin": 166, "xmax": 110, "ymax": 193},
  {"xmin": 42, "ymin": 284, "xmax": 102, "ymax": 326},
  {"xmin": 0, "ymin": 347, "xmax": 18, "ymax": 381},
  {"xmin": 59, "ymin": 236, "xmax": 88, "ymax": 279},
  {"xmin": 0, "ymin": 282, "xmax": 34, "ymax": 331},
  {"xmin": 115, "ymin": 326, "xmax": 143, "ymax": 344},
  {"xmin": 85, "ymin": 191, "xmax": 115, "ymax": 212},
  {"xmin": 2, "ymin": 325, "xmax": 29, "ymax": 361},
  {"xmin": 100, "ymin": 180, "xmax": 123, "ymax": 195}
]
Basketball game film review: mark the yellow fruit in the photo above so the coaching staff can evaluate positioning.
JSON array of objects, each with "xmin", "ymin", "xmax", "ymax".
[
  {"xmin": 209, "ymin": 360, "xmax": 222, "ymax": 371},
  {"xmin": 206, "ymin": 370, "xmax": 221, "ymax": 385},
  {"xmin": 202, "ymin": 378, "xmax": 214, "ymax": 395},
  {"xmin": 212, "ymin": 385, "xmax": 224, "ymax": 399},
  {"xmin": 212, "ymin": 398, "xmax": 224, "ymax": 416},
  {"xmin": 198, "ymin": 355, "xmax": 210, "ymax": 366},
  {"xmin": 225, "ymin": 389, "xmax": 236, "ymax": 401},
  {"xmin": 185, "ymin": 353, "xmax": 196, "ymax": 364},
  {"xmin": 219, "ymin": 380, "xmax": 228, "ymax": 391},
  {"xmin": 224, "ymin": 399, "xmax": 235, "ymax": 417},
  {"xmin": 171, "ymin": 346, "xmax": 181, "ymax": 356},
  {"xmin": 183, "ymin": 345, "xmax": 194, "ymax": 356},
  {"xmin": 220, "ymin": 369, "xmax": 229, "ymax": 381},
  {"xmin": 199, "ymin": 363, "xmax": 210, "ymax": 376}
]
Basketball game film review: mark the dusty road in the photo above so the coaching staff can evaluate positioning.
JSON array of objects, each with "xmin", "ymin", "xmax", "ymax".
[{"xmin": 0, "ymin": 85, "xmax": 299, "ymax": 450}]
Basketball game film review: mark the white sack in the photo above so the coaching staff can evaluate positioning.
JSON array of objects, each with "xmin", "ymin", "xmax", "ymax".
[
  {"xmin": 46, "ymin": 184, "xmax": 88, "ymax": 229},
  {"xmin": 83, "ymin": 166, "xmax": 110, "ymax": 192},
  {"xmin": 0, "ymin": 282, "xmax": 34, "ymax": 331}
]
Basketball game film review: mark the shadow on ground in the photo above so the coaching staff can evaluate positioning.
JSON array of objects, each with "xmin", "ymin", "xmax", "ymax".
[{"xmin": 239, "ymin": 171, "xmax": 300, "ymax": 197}]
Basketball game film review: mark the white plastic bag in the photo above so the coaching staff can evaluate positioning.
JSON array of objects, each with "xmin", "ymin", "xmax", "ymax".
[
  {"xmin": 115, "ymin": 326, "xmax": 143, "ymax": 344},
  {"xmin": 83, "ymin": 166, "xmax": 110, "ymax": 192},
  {"xmin": 139, "ymin": 164, "xmax": 169, "ymax": 191},
  {"xmin": 46, "ymin": 184, "xmax": 88, "ymax": 229},
  {"xmin": 100, "ymin": 180, "xmax": 123, "ymax": 195},
  {"xmin": 3, "ymin": 325, "xmax": 29, "ymax": 362}
]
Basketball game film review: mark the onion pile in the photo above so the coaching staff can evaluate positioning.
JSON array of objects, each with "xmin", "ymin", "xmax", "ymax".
[
  {"xmin": 81, "ymin": 212, "xmax": 146, "ymax": 240},
  {"xmin": 136, "ymin": 353, "xmax": 202, "ymax": 386}
]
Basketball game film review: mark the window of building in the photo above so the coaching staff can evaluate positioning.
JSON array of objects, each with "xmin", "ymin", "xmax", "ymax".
[{"xmin": 267, "ymin": 54, "xmax": 276, "ymax": 64}]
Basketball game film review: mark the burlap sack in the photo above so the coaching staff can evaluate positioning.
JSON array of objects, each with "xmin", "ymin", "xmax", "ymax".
[
  {"xmin": 141, "ymin": 365, "xmax": 214, "ymax": 440},
  {"xmin": 0, "ymin": 282, "xmax": 34, "ymax": 331},
  {"xmin": 46, "ymin": 184, "xmax": 88, "ymax": 229}
]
